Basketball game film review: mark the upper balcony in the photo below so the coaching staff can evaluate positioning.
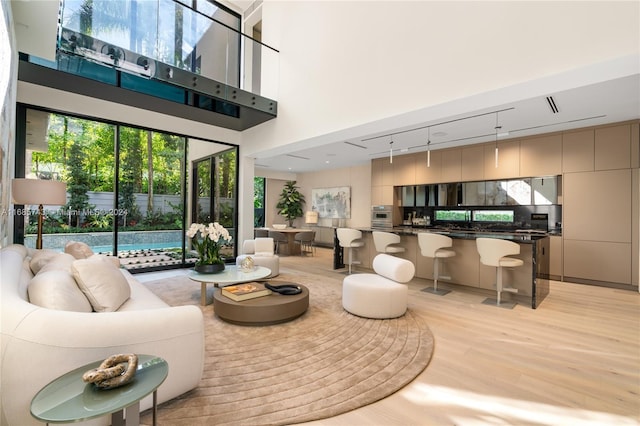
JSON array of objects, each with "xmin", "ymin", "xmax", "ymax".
[{"xmin": 19, "ymin": 0, "xmax": 278, "ymax": 131}]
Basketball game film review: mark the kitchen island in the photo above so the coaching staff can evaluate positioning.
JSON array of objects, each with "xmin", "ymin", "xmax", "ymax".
[{"xmin": 344, "ymin": 228, "xmax": 550, "ymax": 308}]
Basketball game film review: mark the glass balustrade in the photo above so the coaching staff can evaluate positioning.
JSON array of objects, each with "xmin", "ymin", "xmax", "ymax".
[{"xmin": 56, "ymin": 0, "xmax": 278, "ymax": 101}]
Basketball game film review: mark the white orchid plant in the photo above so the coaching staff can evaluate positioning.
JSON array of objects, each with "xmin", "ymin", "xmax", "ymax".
[{"xmin": 186, "ymin": 222, "xmax": 232, "ymax": 266}]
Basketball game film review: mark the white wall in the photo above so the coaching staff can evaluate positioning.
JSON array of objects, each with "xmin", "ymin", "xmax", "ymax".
[{"xmin": 241, "ymin": 1, "xmax": 640, "ymax": 156}]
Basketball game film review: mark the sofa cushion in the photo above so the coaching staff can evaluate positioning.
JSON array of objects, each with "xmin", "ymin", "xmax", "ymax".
[
  {"xmin": 28, "ymin": 270, "xmax": 93, "ymax": 312},
  {"xmin": 65, "ymin": 241, "xmax": 94, "ymax": 259},
  {"xmin": 38, "ymin": 252, "xmax": 76, "ymax": 274},
  {"xmin": 72, "ymin": 257, "xmax": 130, "ymax": 312},
  {"xmin": 29, "ymin": 249, "xmax": 59, "ymax": 274}
]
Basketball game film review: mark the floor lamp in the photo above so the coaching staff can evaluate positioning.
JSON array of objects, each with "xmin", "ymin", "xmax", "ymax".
[{"xmin": 12, "ymin": 179, "xmax": 67, "ymax": 249}]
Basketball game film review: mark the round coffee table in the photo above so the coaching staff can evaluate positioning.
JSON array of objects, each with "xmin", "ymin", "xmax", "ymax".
[
  {"xmin": 213, "ymin": 283, "xmax": 309, "ymax": 325},
  {"xmin": 188, "ymin": 266, "xmax": 271, "ymax": 306}
]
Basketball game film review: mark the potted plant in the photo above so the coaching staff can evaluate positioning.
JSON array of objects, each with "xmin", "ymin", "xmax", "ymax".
[
  {"xmin": 276, "ymin": 181, "xmax": 306, "ymax": 227},
  {"xmin": 186, "ymin": 222, "xmax": 232, "ymax": 273}
]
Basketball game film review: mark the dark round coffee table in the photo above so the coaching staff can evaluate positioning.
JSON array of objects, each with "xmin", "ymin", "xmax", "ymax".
[{"xmin": 213, "ymin": 283, "xmax": 309, "ymax": 325}]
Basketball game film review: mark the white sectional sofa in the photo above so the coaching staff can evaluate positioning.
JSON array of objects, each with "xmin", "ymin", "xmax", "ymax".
[{"xmin": 0, "ymin": 244, "xmax": 205, "ymax": 426}]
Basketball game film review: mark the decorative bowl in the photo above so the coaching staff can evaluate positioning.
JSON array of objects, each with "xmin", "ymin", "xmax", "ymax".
[{"xmin": 272, "ymin": 224, "xmax": 287, "ymax": 230}]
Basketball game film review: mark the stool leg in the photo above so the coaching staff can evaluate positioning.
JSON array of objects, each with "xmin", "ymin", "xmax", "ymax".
[
  {"xmin": 348, "ymin": 247, "xmax": 352, "ymax": 274},
  {"xmin": 422, "ymin": 256, "xmax": 451, "ymax": 296},
  {"xmin": 496, "ymin": 266, "xmax": 503, "ymax": 305},
  {"xmin": 433, "ymin": 258, "xmax": 439, "ymax": 291}
]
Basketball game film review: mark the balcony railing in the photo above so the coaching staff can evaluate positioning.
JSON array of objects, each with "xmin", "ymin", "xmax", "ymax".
[{"xmin": 54, "ymin": 0, "xmax": 278, "ymax": 116}]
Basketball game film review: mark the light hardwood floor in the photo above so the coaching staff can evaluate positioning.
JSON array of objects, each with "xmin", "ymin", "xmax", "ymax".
[{"xmin": 279, "ymin": 247, "xmax": 640, "ymax": 426}]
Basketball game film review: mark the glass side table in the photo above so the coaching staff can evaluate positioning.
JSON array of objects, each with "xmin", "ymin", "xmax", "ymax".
[{"xmin": 31, "ymin": 354, "xmax": 167, "ymax": 426}]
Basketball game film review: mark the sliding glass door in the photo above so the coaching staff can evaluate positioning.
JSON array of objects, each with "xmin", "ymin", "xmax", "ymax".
[
  {"xmin": 191, "ymin": 147, "xmax": 238, "ymax": 261},
  {"xmin": 16, "ymin": 105, "xmax": 237, "ymax": 271}
]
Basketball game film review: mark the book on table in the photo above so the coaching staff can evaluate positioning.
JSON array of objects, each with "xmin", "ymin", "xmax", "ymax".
[{"xmin": 222, "ymin": 282, "xmax": 272, "ymax": 301}]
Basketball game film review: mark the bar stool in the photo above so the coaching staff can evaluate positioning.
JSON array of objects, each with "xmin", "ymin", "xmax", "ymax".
[
  {"xmin": 476, "ymin": 237, "xmax": 523, "ymax": 308},
  {"xmin": 336, "ymin": 228, "xmax": 364, "ymax": 274},
  {"xmin": 372, "ymin": 231, "xmax": 405, "ymax": 255},
  {"xmin": 418, "ymin": 232, "xmax": 455, "ymax": 296}
]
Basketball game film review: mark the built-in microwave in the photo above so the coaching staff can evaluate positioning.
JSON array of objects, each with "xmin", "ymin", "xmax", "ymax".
[{"xmin": 371, "ymin": 205, "xmax": 393, "ymax": 229}]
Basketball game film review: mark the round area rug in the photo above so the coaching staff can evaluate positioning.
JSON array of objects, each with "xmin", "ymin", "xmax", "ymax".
[{"xmin": 141, "ymin": 271, "xmax": 434, "ymax": 425}]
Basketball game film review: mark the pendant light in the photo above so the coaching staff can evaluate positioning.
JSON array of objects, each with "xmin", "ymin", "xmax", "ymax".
[
  {"xmin": 494, "ymin": 112, "xmax": 500, "ymax": 168},
  {"xmin": 389, "ymin": 136, "xmax": 394, "ymax": 164},
  {"xmin": 426, "ymin": 127, "xmax": 431, "ymax": 168}
]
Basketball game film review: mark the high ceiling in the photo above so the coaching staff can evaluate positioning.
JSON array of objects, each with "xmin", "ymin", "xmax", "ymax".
[{"xmin": 252, "ymin": 72, "xmax": 640, "ymax": 174}]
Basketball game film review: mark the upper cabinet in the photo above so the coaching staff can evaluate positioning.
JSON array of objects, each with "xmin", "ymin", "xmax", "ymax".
[
  {"xmin": 562, "ymin": 129, "xmax": 594, "ymax": 172},
  {"xmin": 484, "ymin": 139, "xmax": 519, "ymax": 179},
  {"xmin": 520, "ymin": 134, "xmax": 562, "ymax": 176},
  {"xmin": 595, "ymin": 124, "xmax": 631, "ymax": 170},
  {"xmin": 461, "ymin": 146, "xmax": 485, "ymax": 181},
  {"xmin": 415, "ymin": 150, "xmax": 441, "ymax": 184},
  {"xmin": 441, "ymin": 148, "xmax": 462, "ymax": 182},
  {"xmin": 393, "ymin": 153, "xmax": 416, "ymax": 186}
]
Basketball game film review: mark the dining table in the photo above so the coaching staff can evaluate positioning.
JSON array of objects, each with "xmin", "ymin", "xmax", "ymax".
[{"xmin": 267, "ymin": 227, "xmax": 314, "ymax": 256}]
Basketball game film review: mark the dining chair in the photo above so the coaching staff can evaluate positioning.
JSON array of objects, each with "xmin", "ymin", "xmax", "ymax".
[
  {"xmin": 294, "ymin": 231, "xmax": 315, "ymax": 256},
  {"xmin": 268, "ymin": 230, "xmax": 289, "ymax": 255}
]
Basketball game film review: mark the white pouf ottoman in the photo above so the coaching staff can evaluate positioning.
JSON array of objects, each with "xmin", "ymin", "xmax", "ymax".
[{"xmin": 342, "ymin": 254, "xmax": 415, "ymax": 319}]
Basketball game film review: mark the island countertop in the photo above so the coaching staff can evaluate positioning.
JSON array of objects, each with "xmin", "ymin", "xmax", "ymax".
[{"xmin": 338, "ymin": 227, "xmax": 551, "ymax": 308}]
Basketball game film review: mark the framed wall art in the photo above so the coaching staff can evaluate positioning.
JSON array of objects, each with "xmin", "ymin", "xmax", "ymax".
[{"xmin": 311, "ymin": 186, "xmax": 351, "ymax": 219}]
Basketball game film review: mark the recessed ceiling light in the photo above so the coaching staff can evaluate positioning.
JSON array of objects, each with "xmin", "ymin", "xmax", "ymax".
[{"xmin": 433, "ymin": 131, "xmax": 447, "ymax": 137}]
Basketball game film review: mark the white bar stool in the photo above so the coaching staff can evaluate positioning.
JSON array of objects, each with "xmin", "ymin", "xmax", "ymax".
[
  {"xmin": 476, "ymin": 237, "xmax": 523, "ymax": 308},
  {"xmin": 337, "ymin": 228, "xmax": 364, "ymax": 274},
  {"xmin": 418, "ymin": 232, "xmax": 455, "ymax": 296},
  {"xmin": 372, "ymin": 231, "xmax": 405, "ymax": 255}
]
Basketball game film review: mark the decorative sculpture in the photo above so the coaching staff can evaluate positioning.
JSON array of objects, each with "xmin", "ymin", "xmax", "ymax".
[
  {"xmin": 82, "ymin": 353, "xmax": 138, "ymax": 389},
  {"xmin": 240, "ymin": 255, "xmax": 255, "ymax": 272}
]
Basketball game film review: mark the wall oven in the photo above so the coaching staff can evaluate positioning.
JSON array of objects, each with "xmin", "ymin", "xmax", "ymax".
[{"xmin": 371, "ymin": 205, "xmax": 393, "ymax": 229}]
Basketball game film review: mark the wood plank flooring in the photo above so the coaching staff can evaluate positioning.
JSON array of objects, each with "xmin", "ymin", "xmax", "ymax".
[{"xmin": 279, "ymin": 247, "xmax": 640, "ymax": 426}]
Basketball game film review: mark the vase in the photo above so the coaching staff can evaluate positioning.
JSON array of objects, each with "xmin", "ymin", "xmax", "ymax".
[{"xmin": 195, "ymin": 263, "xmax": 225, "ymax": 274}]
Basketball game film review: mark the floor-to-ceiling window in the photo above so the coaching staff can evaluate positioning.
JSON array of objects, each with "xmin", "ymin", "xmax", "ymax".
[
  {"xmin": 15, "ymin": 105, "xmax": 238, "ymax": 271},
  {"xmin": 191, "ymin": 148, "xmax": 238, "ymax": 260},
  {"xmin": 254, "ymin": 177, "xmax": 265, "ymax": 227}
]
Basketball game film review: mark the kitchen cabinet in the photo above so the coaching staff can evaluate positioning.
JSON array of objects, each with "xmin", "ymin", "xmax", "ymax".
[
  {"xmin": 564, "ymin": 240, "xmax": 631, "ymax": 285},
  {"xmin": 562, "ymin": 169, "xmax": 632, "ymax": 286},
  {"xmin": 415, "ymin": 150, "xmax": 441, "ymax": 184},
  {"xmin": 563, "ymin": 169, "xmax": 631, "ymax": 243},
  {"xmin": 402, "ymin": 186, "xmax": 415, "ymax": 206},
  {"xmin": 595, "ymin": 124, "xmax": 631, "ymax": 170},
  {"xmin": 484, "ymin": 139, "xmax": 520, "ymax": 179},
  {"xmin": 461, "ymin": 146, "xmax": 485, "ymax": 181},
  {"xmin": 520, "ymin": 134, "xmax": 562, "ymax": 176},
  {"xmin": 441, "ymin": 148, "xmax": 462, "ymax": 182},
  {"xmin": 393, "ymin": 153, "xmax": 416, "ymax": 186},
  {"xmin": 562, "ymin": 129, "xmax": 594, "ymax": 172}
]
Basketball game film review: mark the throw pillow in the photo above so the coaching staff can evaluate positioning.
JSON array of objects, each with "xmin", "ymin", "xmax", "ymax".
[
  {"xmin": 89, "ymin": 253, "xmax": 121, "ymax": 269},
  {"xmin": 64, "ymin": 241, "xmax": 94, "ymax": 259},
  {"xmin": 37, "ymin": 252, "xmax": 76, "ymax": 274},
  {"xmin": 29, "ymin": 249, "xmax": 59, "ymax": 274},
  {"xmin": 28, "ymin": 270, "xmax": 93, "ymax": 312},
  {"xmin": 72, "ymin": 256, "xmax": 131, "ymax": 312}
]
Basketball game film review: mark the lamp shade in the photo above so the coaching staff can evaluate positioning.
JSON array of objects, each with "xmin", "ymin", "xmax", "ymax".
[
  {"xmin": 12, "ymin": 179, "xmax": 67, "ymax": 206},
  {"xmin": 305, "ymin": 211, "xmax": 319, "ymax": 224}
]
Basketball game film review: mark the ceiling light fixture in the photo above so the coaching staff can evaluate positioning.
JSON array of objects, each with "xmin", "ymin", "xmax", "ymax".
[
  {"xmin": 427, "ymin": 127, "xmax": 431, "ymax": 168},
  {"xmin": 494, "ymin": 112, "xmax": 501, "ymax": 168},
  {"xmin": 389, "ymin": 136, "xmax": 394, "ymax": 164}
]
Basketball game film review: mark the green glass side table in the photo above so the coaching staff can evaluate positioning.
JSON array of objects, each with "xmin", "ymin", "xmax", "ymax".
[{"xmin": 31, "ymin": 354, "xmax": 168, "ymax": 426}]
